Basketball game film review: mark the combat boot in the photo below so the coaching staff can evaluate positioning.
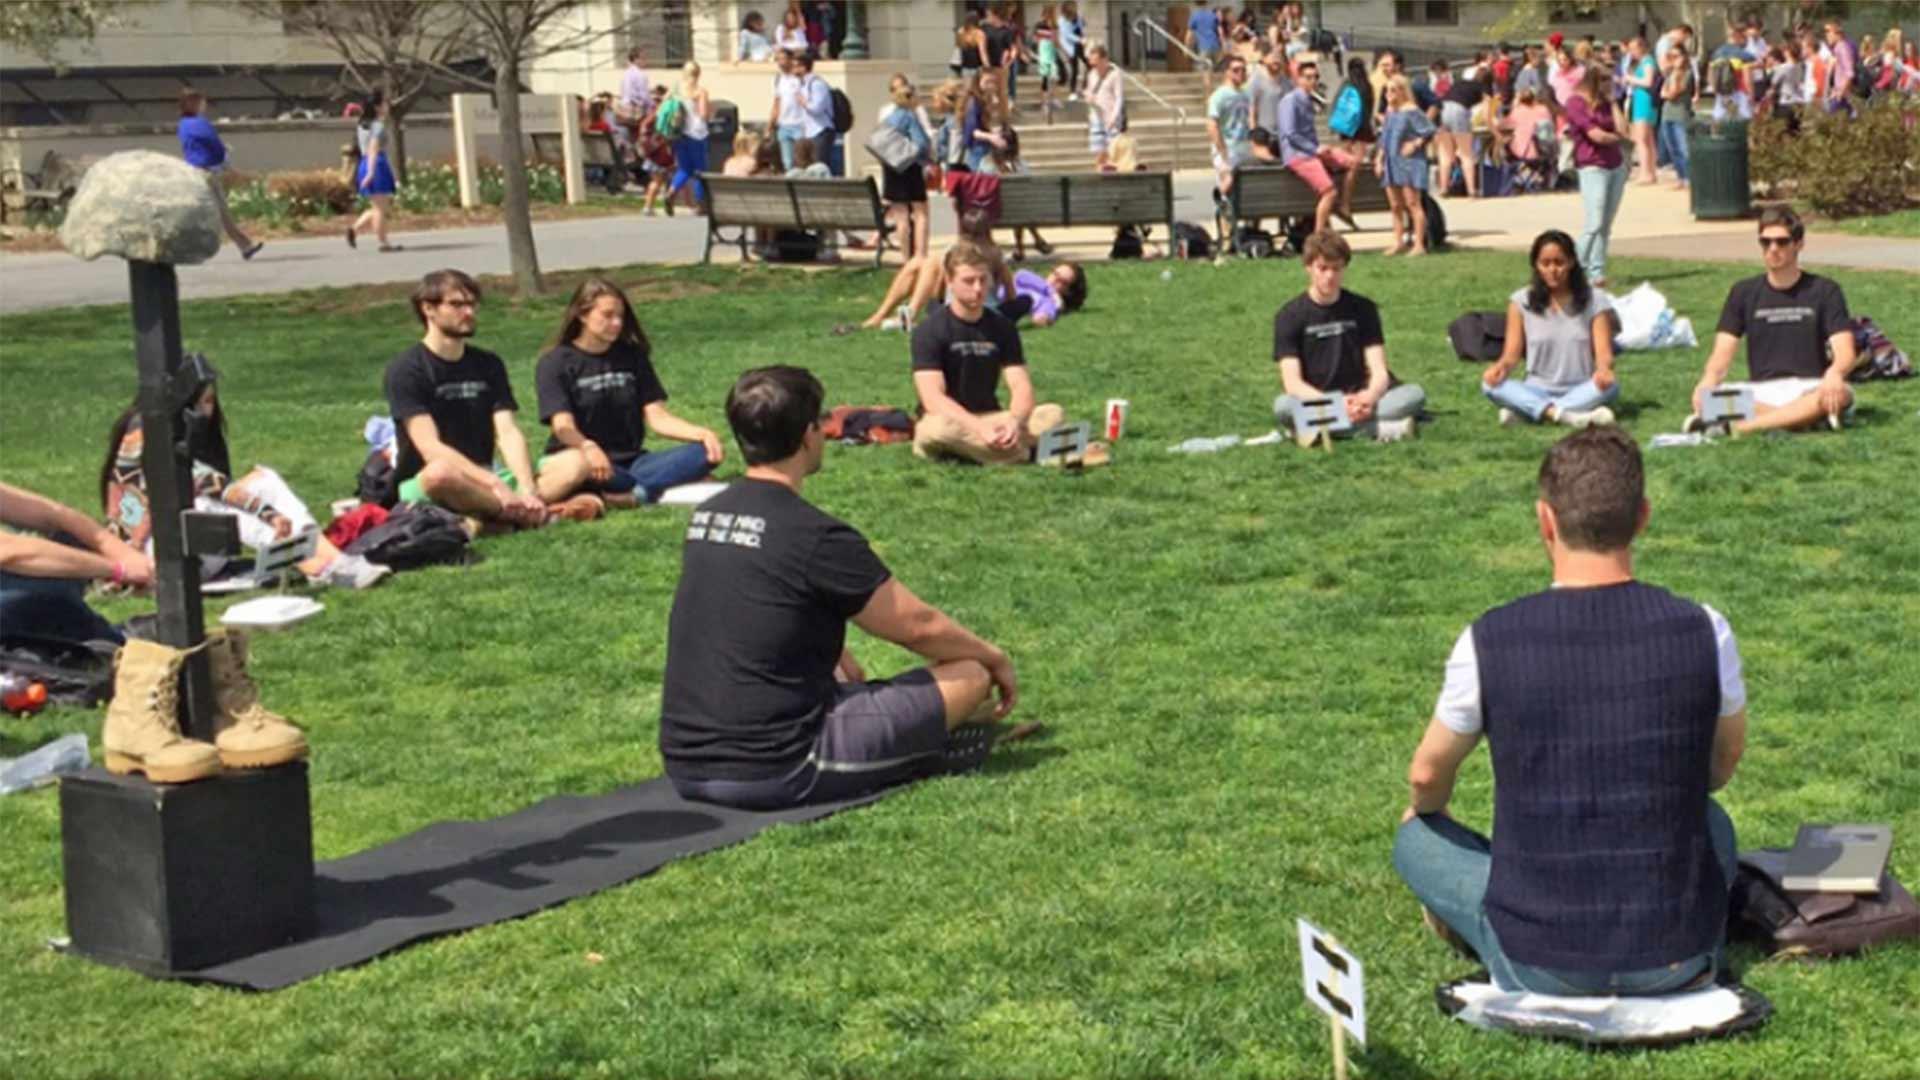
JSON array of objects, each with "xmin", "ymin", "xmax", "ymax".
[
  {"xmin": 205, "ymin": 628, "xmax": 308, "ymax": 769},
  {"xmin": 102, "ymin": 638, "xmax": 221, "ymax": 784}
]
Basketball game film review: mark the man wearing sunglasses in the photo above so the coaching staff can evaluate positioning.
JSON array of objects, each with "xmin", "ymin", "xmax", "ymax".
[{"xmin": 1686, "ymin": 207, "xmax": 1857, "ymax": 437}]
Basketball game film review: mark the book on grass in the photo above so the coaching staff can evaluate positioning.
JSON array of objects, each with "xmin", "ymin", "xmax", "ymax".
[{"xmin": 1781, "ymin": 823, "xmax": 1893, "ymax": 894}]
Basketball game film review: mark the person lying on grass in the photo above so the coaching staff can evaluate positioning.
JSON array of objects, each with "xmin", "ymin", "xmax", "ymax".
[
  {"xmin": 1271, "ymin": 229, "xmax": 1426, "ymax": 447},
  {"xmin": 910, "ymin": 240, "xmax": 1105, "ymax": 467},
  {"xmin": 532, "ymin": 277, "xmax": 723, "ymax": 514},
  {"xmin": 858, "ymin": 213, "xmax": 1087, "ymax": 331},
  {"xmin": 1685, "ymin": 206, "xmax": 1858, "ymax": 438},
  {"xmin": 102, "ymin": 383, "xmax": 389, "ymax": 589},
  {"xmin": 382, "ymin": 269, "xmax": 589, "ymax": 530},
  {"xmin": 1481, "ymin": 229, "xmax": 1622, "ymax": 429},
  {"xmin": 659, "ymin": 365, "xmax": 1023, "ymax": 811},
  {"xmin": 1395, "ymin": 427, "xmax": 1747, "ymax": 995}
]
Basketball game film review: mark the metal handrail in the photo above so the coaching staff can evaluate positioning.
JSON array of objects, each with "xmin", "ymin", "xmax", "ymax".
[
  {"xmin": 1116, "ymin": 65, "xmax": 1189, "ymax": 172},
  {"xmin": 1133, "ymin": 15, "xmax": 1208, "ymax": 70}
]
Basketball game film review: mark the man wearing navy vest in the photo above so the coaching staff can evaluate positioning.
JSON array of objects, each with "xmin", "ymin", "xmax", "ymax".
[{"xmin": 1393, "ymin": 428, "xmax": 1749, "ymax": 994}]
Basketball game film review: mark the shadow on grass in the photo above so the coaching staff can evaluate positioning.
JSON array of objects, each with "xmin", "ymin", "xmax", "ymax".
[{"xmin": 1358, "ymin": 1040, "xmax": 1444, "ymax": 1079}]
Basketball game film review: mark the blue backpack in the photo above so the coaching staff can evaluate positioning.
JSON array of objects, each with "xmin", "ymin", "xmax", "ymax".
[{"xmin": 1329, "ymin": 84, "xmax": 1364, "ymax": 138}]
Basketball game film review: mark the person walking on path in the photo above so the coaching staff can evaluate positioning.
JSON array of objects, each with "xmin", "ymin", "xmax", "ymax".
[
  {"xmin": 176, "ymin": 89, "xmax": 262, "ymax": 260},
  {"xmin": 347, "ymin": 92, "xmax": 401, "ymax": 252},
  {"xmin": 1564, "ymin": 66, "xmax": 1627, "ymax": 288},
  {"xmin": 666, "ymin": 61, "xmax": 713, "ymax": 212},
  {"xmin": 1085, "ymin": 43, "xmax": 1124, "ymax": 169}
]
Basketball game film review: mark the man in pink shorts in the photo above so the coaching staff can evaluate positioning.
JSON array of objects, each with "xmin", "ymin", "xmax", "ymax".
[{"xmin": 1276, "ymin": 59, "xmax": 1361, "ymax": 234}]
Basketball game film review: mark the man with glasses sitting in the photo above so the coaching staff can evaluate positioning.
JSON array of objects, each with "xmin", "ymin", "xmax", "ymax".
[{"xmin": 1686, "ymin": 207, "xmax": 1858, "ymax": 437}]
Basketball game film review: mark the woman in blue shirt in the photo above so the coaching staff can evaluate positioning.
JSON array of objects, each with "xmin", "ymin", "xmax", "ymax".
[
  {"xmin": 347, "ymin": 92, "xmax": 401, "ymax": 252},
  {"xmin": 877, "ymin": 77, "xmax": 933, "ymax": 258},
  {"xmin": 176, "ymin": 88, "xmax": 262, "ymax": 260}
]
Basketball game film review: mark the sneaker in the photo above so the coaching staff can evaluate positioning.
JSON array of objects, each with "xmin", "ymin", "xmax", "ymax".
[
  {"xmin": 1497, "ymin": 407, "xmax": 1518, "ymax": 427},
  {"xmin": 313, "ymin": 553, "xmax": 392, "ymax": 590},
  {"xmin": 1826, "ymin": 411, "xmax": 1844, "ymax": 432},
  {"xmin": 1374, "ymin": 417, "xmax": 1417, "ymax": 443},
  {"xmin": 1561, "ymin": 406, "xmax": 1615, "ymax": 428},
  {"xmin": 895, "ymin": 304, "xmax": 913, "ymax": 333},
  {"xmin": 549, "ymin": 493, "xmax": 606, "ymax": 523}
]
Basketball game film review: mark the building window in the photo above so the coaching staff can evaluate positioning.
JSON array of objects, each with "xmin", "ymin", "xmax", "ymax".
[
  {"xmin": 1394, "ymin": 1, "xmax": 1459, "ymax": 26},
  {"xmin": 627, "ymin": 0, "xmax": 692, "ymax": 64}
]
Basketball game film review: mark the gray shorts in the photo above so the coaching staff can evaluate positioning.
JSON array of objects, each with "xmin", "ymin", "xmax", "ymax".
[
  {"xmin": 1440, "ymin": 101, "xmax": 1472, "ymax": 133},
  {"xmin": 671, "ymin": 669, "xmax": 949, "ymax": 810}
]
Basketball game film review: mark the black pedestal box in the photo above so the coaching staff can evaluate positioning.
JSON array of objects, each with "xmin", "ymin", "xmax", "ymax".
[{"xmin": 59, "ymin": 764, "xmax": 314, "ymax": 975}]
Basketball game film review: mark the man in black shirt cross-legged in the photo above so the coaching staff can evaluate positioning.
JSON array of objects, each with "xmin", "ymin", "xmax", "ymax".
[
  {"xmin": 659, "ymin": 366, "xmax": 1024, "ymax": 810},
  {"xmin": 1686, "ymin": 207, "xmax": 1858, "ymax": 438},
  {"xmin": 1271, "ymin": 230, "xmax": 1427, "ymax": 448}
]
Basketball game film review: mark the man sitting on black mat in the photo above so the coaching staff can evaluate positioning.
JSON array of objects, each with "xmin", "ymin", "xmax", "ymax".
[
  {"xmin": 1392, "ymin": 428, "xmax": 1748, "ymax": 995},
  {"xmin": 659, "ymin": 365, "xmax": 1022, "ymax": 810}
]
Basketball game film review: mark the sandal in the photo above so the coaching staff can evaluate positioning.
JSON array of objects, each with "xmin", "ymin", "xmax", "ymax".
[{"xmin": 345, "ymin": 226, "xmax": 356, "ymax": 249}]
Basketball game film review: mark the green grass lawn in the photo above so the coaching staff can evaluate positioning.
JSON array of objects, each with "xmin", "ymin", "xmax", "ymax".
[
  {"xmin": 1822, "ymin": 205, "xmax": 1920, "ymax": 239},
  {"xmin": 3, "ymin": 250, "xmax": 1918, "ymax": 1079}
]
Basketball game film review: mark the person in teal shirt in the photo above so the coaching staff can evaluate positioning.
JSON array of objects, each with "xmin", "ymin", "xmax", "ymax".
[{"xmin": 1208, "ymin": 57, "xmax": 1254, "ymax": 196}]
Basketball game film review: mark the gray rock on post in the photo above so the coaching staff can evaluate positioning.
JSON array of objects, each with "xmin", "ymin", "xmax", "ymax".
[{"xmin": 60, "ymin": 150, "xmax": 222, "ymax": 265}]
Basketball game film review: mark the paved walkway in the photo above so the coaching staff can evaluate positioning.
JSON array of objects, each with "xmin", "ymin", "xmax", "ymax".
[{"xmin": 2, "ymin": 174, "xmax": 1909, "ymax": 315}]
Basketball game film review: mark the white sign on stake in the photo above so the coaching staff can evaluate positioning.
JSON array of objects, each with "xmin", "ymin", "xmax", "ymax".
[{"xmin": 1299, "ymin": 916, "xmax": 1365, "ymax": 1079}]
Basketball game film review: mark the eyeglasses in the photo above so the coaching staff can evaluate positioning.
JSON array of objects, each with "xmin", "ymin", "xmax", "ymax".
[
  {"xmin": 1758, "ymin": 236, "xmax": 1797, "ymax": 248},
  {"xmin": 439, "ymin": 298, "xmax": 478, "ymax": 309}
]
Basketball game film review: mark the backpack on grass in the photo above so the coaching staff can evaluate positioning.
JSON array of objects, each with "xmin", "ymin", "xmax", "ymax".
[
  {"xmin": 1173, "ymin": 221, "xmax": 1212, "ymax": 259},
  {"xmin": 343, "ymin": 505, "xmax": 470, "ymax": 572}
]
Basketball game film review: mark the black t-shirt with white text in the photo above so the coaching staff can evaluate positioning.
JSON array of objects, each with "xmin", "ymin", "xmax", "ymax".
[
  {"xmin": 911, "ymin": 304, "xmax": 1026, "ymax": 414},
  {"xmin": 659, "ymin": 479, "xmax": 893, "ymax": 782},
  {"xmin": 534, "ymin": 340, "xmax": 669, "ymax": 459},
  {"xmin": 383, "ymin": 342, "xmax": 517, "ymax": 483},
  {"xmin": 1272, "ymin": 289, "xmax": 1386, "ymax": 394},
  {"xmin": 1715, "ymin": 272, "xmax": 1850, "ymax": 382}
]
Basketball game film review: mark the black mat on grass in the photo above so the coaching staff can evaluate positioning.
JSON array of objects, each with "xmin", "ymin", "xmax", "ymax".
[{"xmin": 182, "ymin": 778, "xmax": 890, "ymax": 991}]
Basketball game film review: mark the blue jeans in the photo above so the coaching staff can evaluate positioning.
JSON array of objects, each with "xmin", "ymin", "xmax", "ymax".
[
  {"xmin": 604, "ymin": 444, "xmax": 714, "ymax": 503},
  {"xmin": 1657, "ymin": 120, "xmax": 1690, "ymax": 182},
  {"xmin": 1393, "ymin": 801, "xmax": 1738, "ymax": 994},
  {"xmin": 810, "ymin": 129, "xmax": 842, "ymax": 177},
  {"xmin": 0, "ymin": 533, "xmax": 124, "ymax": 646},
  {"xmin": 1576, "ymin": 164, "xmax": 1628, "ymax": 282},
  {"xmin": 1484, "ymin": 377, "xmax": 1620, "ymax": 422},
  {"xmin": 777, "ymin": 125, "xmax": 805, "ymax": 170},
  {"xmin": 668, "ymin": 136, "xmax": 708, "ymax": 204}
]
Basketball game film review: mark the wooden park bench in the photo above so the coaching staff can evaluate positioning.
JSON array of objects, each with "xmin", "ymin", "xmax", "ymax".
[
  {"xmin": 1219, "ymin": 164, "xmax": 1392, "ymax": 249},
  {"xmin": 1, "ymin": 150, "xmax": 98, "ymax": 225},
  {"xmin": 528, "ymin": 130, "xmax": 629, "ymax": 195},
  {"xmin": 993, "ymin": 171, "xmax": 1175, "ymax": 239},
  {"xmin": 699, "ymin": 174, "xmax": 894, "ymax": 267}
]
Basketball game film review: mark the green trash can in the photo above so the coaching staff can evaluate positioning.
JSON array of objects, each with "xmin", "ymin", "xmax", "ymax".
[{"xmin": 1689, "ymin": 119, "xmax": 1751, "ymax": 220}]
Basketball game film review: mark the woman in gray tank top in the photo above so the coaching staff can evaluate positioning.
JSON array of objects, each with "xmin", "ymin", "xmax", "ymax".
[{"xmin": 1481, "ymin": 229, "xmax": 1622, "ymax": 427}]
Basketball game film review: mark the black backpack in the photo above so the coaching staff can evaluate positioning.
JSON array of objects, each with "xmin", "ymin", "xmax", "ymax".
[
  {"xmin": 1173, "ymin": 221, "xmax": 1212, "ymax": 259},
  {"xmin": 1421, "ymin": 191, "xmax": 1448, "ymax": 251},
  {"xmin": 762, "ymin": 229, "xmax": 822, "ymax": 262},
  {"xmin": 344, "ymin": 505, "xmax": 471, "ymax": 571},
  {"xmin": 1231, "ymin": 224, "xmax": 1275, "ymax": 259},
  {"xmin": 0, "ymin": 637, "xmax": 117, "ymax": 707},
  {"xmin": 1448, "ymin": 310, "xmax": 1507, "ymax": 362},
  {"xmin": 830, "ymin": 87, "xmax": 855, "ymax": 134},
  {"xmin": 1109, "ymin": 225, "xmax": 1145, "ymax": 259},
  {"xmin": 356, "ymin": 449, "xmax": 398, "ymax": 510}
]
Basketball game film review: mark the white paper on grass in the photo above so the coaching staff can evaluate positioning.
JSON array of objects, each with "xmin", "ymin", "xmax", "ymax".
[
  {"xmin": 1613, "ymin": 282, "xmax": 1699, "ymax": 351},
  {"xmin": 656, "ymin": 482, "xmax": 729, "ymax": 506},
  {"xmin": 220, "ymin": 595, "xmax": 324, "ymax": 631},
  {"xmin": 1448, "ymin": 980, "xmax": 1746, "ymax": 1041}
]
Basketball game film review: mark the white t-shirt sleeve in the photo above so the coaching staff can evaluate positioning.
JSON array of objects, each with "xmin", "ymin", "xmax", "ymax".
[
  {"xmin": 1702, "ymin": 603, "xmax": 1747, "ymax": 718},
  {"xmin": 1433, "ymin": 627, "xmax": 1483, "ymax": 736}
]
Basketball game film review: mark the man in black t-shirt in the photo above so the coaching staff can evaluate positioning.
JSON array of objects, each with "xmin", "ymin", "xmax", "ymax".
[
  {"xmin": 1687, "ymin": 208, "xmax": 1858, "ymax": 437},
  {"xmin": 383, "ymin": 270, "xmax": 549, "ymax": 528},
  {"xmin": 910, "ymin": 240, "xmax": 1086, "ymax": 466},
  {"xmin": 659, "ymin": 366, "xmax": 1023, "ymax": 810},
  {"xmin": 1272, "ymin": 231, "xmax": 1426, "ymax": 447},
  {"xmin": 533, "ymin": 280, "xmax": 723, "ymax": 510}
]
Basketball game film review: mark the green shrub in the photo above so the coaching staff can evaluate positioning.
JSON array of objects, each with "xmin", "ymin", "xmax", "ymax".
[
  {"xmin": 267, "ymin": 169, "xmax": 357, "ymax": 216},
  {"xmin": 1748, "ymin": 98, "xmax": 1920, "ymax": 217}
]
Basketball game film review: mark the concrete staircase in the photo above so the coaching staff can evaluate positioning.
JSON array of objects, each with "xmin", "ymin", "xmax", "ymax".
[{"xmin": 902, "ymin": 66, "xmax": 1216, "ymax": 174}]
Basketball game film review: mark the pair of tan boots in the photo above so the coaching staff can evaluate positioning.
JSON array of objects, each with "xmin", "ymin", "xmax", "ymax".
[{"xmin": 102, "ymin": 629, "xmax": 307, "ymax": 784}]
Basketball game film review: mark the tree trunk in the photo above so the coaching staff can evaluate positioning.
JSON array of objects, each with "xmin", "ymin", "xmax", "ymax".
[
  {"xmin": 494, "ymin": 56, "xmax": 542, "ymax": 297},
  {"xmin": 388, "ymin": 104, "xmax": 411, "ymax": 186}
]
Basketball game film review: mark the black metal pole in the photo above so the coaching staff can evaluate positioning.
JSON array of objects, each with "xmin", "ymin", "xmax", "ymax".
[{"xmin": 128, "ymin": 259, "xmax": 217, "ymax": 742}]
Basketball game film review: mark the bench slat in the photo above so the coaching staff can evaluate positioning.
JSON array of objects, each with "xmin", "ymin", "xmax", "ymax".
[{"xmin": 1230, "ymin": 166, "xmax": 1391, "ymax": 218}]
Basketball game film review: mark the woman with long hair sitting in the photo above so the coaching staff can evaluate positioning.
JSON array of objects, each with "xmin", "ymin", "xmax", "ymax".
[
  {"xmin": 1480, "ymin": 229, "xmax": 1621, "ymax": 428},
  {"xmin": 532, "ymin": 278, "xmax": 724, "ymax": 512}
]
